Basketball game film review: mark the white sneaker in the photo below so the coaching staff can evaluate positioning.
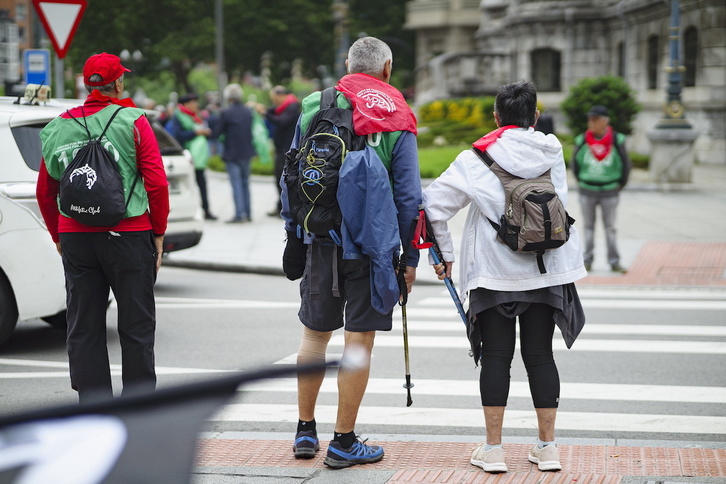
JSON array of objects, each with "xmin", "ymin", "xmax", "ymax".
[
  {"xmin": 470, "ymin": 443, "xmax": 508, "ymax": 473},
  {"xmin": 528, "ymin": 444, "xmax": 562, "ymax": 471}
]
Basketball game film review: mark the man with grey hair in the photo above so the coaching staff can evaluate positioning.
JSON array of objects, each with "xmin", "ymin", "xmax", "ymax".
[
  {"xmin": 37, "ymin": 52, "xmax": 169, "ymax": 402},
  {"xmin": 214, "ymin": 83, "xmax": 256, "ymax": 222},
  {"xmin": 281, "ymin": 36, "xmax": 421, "ymax": 468}
]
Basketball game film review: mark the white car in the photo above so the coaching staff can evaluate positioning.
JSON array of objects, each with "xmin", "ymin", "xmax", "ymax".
[{"xmin": 0, "ymin": 96, "xmax": 203, "ymax": 346}]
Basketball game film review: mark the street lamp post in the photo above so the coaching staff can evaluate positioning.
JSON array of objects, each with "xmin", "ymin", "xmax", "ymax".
[
  {"xmin": 656, "ymin": 0, "xmax": 691, "ymax": 129},
  {"xmin": 331, "ymin": 0, "xmax": 349, "ymax": 80},
  {"xmin": 647, "ymin": 0, "xmax": 698, "ymax": 185},
  {"xmin": 215, "ymin": 0, "xmax": 227, "ymax": 105}
]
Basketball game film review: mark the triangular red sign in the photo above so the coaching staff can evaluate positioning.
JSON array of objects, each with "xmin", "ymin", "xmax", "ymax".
[{"xmin": 32, "ymin": 0, "xmax": 87, "ymax": 59}]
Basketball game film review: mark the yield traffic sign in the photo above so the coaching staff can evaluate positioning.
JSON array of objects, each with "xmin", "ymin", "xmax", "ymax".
[{"xmin": 32, "ymin": 0, "xmax": 87, "ymax": 59}]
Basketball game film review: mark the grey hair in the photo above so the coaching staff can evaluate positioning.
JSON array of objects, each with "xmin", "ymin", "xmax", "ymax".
[
  {"xmin": 85, "ymin": 74, "xmax": 120, "ymax": 94},
  {"xmin": 347, "ymin": 37, "xmax": 392, "ymax": 76},
  {"xmin": 224, "ymin": 83, "xmax": 244, "ymax": 102}
]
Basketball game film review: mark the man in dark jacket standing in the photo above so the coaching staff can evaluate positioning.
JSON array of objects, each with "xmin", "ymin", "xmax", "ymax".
[
  {"xmin": 260, "ymin": 86, "xmax": 300, "ymax": 216},
  {"xmin": 215, "ymin": 83, "xmax": 256, "ymax": 223}
]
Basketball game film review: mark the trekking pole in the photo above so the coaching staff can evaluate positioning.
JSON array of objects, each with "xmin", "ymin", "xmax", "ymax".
[
  {"xmin": 397, "ymin": 214, "xmax": 420, "ymax": 407},
  {"xmin": 421, "ymin": 210, "xmax": 468, "ymax": 327}
]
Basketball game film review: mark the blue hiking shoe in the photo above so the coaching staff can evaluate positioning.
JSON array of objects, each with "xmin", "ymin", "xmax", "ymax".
[
  {"xmin": 293, "ymin": 430, "xmax": 320, "ymax": 458},
  {"xmin": 324, "ymin": 437, "xmax": 384, "ymax": 469}
]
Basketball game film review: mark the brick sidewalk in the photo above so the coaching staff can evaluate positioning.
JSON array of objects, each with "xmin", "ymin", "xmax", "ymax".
[
  {"xmin": 196, "ymin": 439, "xmax": 726, "ymax": 483},
  {"xmin": 579, "ymin": 241, "xmax": 726, "ymax": 287}
]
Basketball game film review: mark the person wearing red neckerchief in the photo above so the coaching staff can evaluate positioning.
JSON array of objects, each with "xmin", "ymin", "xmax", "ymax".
[
  {"xmin": 572, "ymin": 105, "xmax": 631, "ymax": 273},
  {"xmin": 37, "ymin": 52, "xmax": 169, "ymax": 403},
  {"xmin": 282, "ymin": 36, "xmax": 421, "ymax": 468},
  {"xmin": 259, "ymin": 86, "xmax": 300, "ymax": 217},
  {"xmin": 170, "ymin": 93, "xmax": 217, "ymax": 220},
  {"xmin": 423, "ymin": 81, "xmax": 586, "ymax": 474}
]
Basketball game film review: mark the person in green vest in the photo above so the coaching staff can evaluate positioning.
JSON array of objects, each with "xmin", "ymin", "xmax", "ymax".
[
  {"xmin": 172, "ymin": 93, "xmax": 217, "ymax": 220},
  {"xmin": 572, "ymin": 105, "xmax": 631, "ymax": 273},
  {"xmin": 36, "ymin": 52, "xmax": 170, "ymax": 402}
]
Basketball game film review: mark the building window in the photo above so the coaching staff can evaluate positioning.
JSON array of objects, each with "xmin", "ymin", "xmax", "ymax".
[
  {"xmin": 683, "ymin": 26, "xmax": 697, "ymax": 87},
  {"xmin": 531, "ymin": 48, "xmax": 561, "ymax": 92},
  {"xmin": 617, "ymin": 41, "xmax": 625, "ymax": 78},
  {"xmin": 647, "ymin": 35, "xmax": 659, "ymax": 89}
]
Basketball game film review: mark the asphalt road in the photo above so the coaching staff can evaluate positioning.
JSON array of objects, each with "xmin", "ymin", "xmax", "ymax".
[{"xmin": 0, "ymin": 267, "xmax": 724, "ymax": 444}]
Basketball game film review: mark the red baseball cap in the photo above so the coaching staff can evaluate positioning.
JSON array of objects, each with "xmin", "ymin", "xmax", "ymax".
[{"xmin": 83, "ymin": 53, "xmax": 130, "ymax": 87}]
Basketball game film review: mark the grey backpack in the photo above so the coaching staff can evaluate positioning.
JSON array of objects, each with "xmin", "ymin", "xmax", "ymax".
[{"xmin": 473, "ymin": 147, "xmax": 574, "ymax": 274}]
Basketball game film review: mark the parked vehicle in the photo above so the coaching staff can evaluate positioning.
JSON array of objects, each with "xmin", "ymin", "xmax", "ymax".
[{"xmin": 0, "ymin": 97, "xmax": 203, "ymax": 346}]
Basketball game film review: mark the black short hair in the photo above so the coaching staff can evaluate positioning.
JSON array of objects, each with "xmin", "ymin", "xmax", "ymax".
[{"xmin": 494, "ymin": 81, "xmax": 538, "ymax": 128}]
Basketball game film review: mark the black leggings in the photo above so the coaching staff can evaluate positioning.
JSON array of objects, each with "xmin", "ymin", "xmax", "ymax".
[{"xmin": 477, "ymin": 303, "xmax": 559, "ymax": 408}]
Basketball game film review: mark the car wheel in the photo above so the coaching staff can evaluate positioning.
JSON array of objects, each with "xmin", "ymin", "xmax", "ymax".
[
  {"xmin": 41, "ymin": 310, "xmax": 67, "ymax": 330},
  {"xmin": 0, "ymin": 272, "xmax": 19, "ymax": 347}
]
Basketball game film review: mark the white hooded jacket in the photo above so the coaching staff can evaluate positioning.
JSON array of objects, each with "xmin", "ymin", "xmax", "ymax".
[{"xmin": 422, "ymin": 127, "xmax": 587, "ymax": 299}]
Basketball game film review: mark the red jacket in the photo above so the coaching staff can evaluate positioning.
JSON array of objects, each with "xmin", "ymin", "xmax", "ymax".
[{"xmin": 37, "ymin": 96, "xmax": 170, "ymax": 242}]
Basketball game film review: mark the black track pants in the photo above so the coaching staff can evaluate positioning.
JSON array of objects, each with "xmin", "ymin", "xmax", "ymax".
[
  {"xmin": 61, "ymin": 231, "xmax": 157, "ymax": 402},
  {"xmin": 477, "ymin": 303, "xmax": 560, "ymax": 408}
]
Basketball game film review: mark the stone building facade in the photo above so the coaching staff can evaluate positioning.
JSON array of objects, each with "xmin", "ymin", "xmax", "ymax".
[{"xmin": 405, "ymin": 0, "xmax": 725, "ymax": 164}]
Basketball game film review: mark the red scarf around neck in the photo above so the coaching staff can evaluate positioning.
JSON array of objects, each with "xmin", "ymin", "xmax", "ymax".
[
  {"xmin": 88, "ymin": 89, "xmax": 138, "ymax": 108},
  {"xmin": 585, "ymin": 126, "xmax": 613, "ymax": 161},
  {"xmin": 275, "ymin": 94, "xmax": 299, "ymax": 115},
  {"xmin": 178, "ymin": 103, "xmax": 202, "ymax": 124},
  {"xmin": 335, "ymin": 73, "xmax": 417, "ymax": 135},
  {"xmin": 472, "ymin": 125, "xmax": 520, "ymax": 151}
]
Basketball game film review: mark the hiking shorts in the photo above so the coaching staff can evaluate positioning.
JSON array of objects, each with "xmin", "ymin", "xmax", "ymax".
[{"xmin": 298, "ymin": 240, "xmax": 393, "ymax": 333}]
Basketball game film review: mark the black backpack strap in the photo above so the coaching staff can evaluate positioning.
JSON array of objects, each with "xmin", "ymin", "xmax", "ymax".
[
  {"xmin": 536, "ymin": 251, "xmax": 547, "ymax": 274},
  {"xmin": 471, "ymin": 147, "xmax": 502, "ymax": 232},
  {"xmin": 65, "ymin": 106, "xmax": 126, "ymax": 141},
  {"xmin": 320, "ymin": 87, "xmax": 338, "ymax": 109},
  {"xmin": 472, "ymin": 147, "xmax": 494, "ymax": 167},
  {"xmin": 99, "ymin": 106, "xmax": 126, "ymax": 140},
  {"xmin": 65, "ymin": 107, "xmax": 91, "ymax": 140}
]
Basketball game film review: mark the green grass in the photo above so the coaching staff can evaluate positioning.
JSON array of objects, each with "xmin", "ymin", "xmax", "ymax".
[
  {"xmin": 418, "ymin": 145, "xmax": 468, "ymax": 178},
  {"xmin": 210, "ymin": 154, "xmax": 275, "ymax": 176}
]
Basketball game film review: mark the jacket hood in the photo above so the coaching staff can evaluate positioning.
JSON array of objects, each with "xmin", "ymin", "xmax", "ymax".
[{"xmin": 486, "ymin": 127, "xmax": 563, "ymax": 178}]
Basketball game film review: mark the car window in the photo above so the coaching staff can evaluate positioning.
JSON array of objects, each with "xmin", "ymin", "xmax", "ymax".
[
  {"xmin": 11, "ymin": 120, "xmax": 184, "ymax": 173},
  {"xmin": 152, "ymin": 121, "xmax": 184, "ymax": 156},
  {"xmin": 12, "ymin": 124, "xmax": 46, "ymax": 172}
]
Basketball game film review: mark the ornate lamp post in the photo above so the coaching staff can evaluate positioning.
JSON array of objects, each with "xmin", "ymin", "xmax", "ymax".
[
  {"xmin": 647, "ymin": 0, "xmax": 698, "ymax": 185},
  {"xmin": 656, "ymin": 0, "xmax": 691, "ymax": 129}
]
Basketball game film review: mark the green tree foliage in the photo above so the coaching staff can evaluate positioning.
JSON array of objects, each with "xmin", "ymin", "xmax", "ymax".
[
  {"xmin": 65, "ymin": 0, "xmax": 415, "ymax": 98},
  {"xmin": 67, "ymin": 0, "xmax": 216, "ymax": 94},
  {"xmin": 560, "ymin": 76, "xmax": 641, "ymax": 135}
]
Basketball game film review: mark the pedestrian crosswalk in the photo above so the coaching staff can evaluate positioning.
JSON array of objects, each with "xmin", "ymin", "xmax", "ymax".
[{"xmin": 213, "ymin": 287, "xmax": 726, "ymax": 438}]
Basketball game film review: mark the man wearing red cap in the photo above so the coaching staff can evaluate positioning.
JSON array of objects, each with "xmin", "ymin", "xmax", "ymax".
[{"xmin": 37, "ymin": 52, "xmax": 170, "ymax": 403}]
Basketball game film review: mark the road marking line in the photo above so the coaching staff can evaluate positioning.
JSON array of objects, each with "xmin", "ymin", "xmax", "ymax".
[
  {"xmin": 152, "ymin": 297, "xmax": 299, "ymax": 309},
  {"xmin": 328, "ymin": 335, "xmax": 726, "ymax": 354},
  {"xmin": 245, "ymin": 377, "xmax": 726, "ymax": 404},
  {"xmin": 0, "ymin": 358, "xmax": 231, "ymax": 376},
  {"xmin": 392, "ymin": 322, "xmax": 726, "ymax": 337},
  {"xmin": 212, "ymin": 404, "xmax": 726, "ymax": 434}
]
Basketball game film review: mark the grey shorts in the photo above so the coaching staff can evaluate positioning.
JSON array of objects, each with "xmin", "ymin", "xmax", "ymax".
[{"xmin": 298, "ymin": 240, "xmax": 393, "ymax": 332}]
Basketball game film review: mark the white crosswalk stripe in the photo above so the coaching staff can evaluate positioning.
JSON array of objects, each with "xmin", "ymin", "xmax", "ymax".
[
  {"xmin": 213, "ymin": 404, "xmax": 726, "ymax": 435},
  {"xmin": 206, "ymin": 289, "xmax": 726, "ymax": 437}
]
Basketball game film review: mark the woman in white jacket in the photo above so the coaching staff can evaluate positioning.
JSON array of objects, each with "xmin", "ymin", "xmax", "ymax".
[{"xmin": 423, "ymin": 81, "xmax": 587, "ymax": 474}]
